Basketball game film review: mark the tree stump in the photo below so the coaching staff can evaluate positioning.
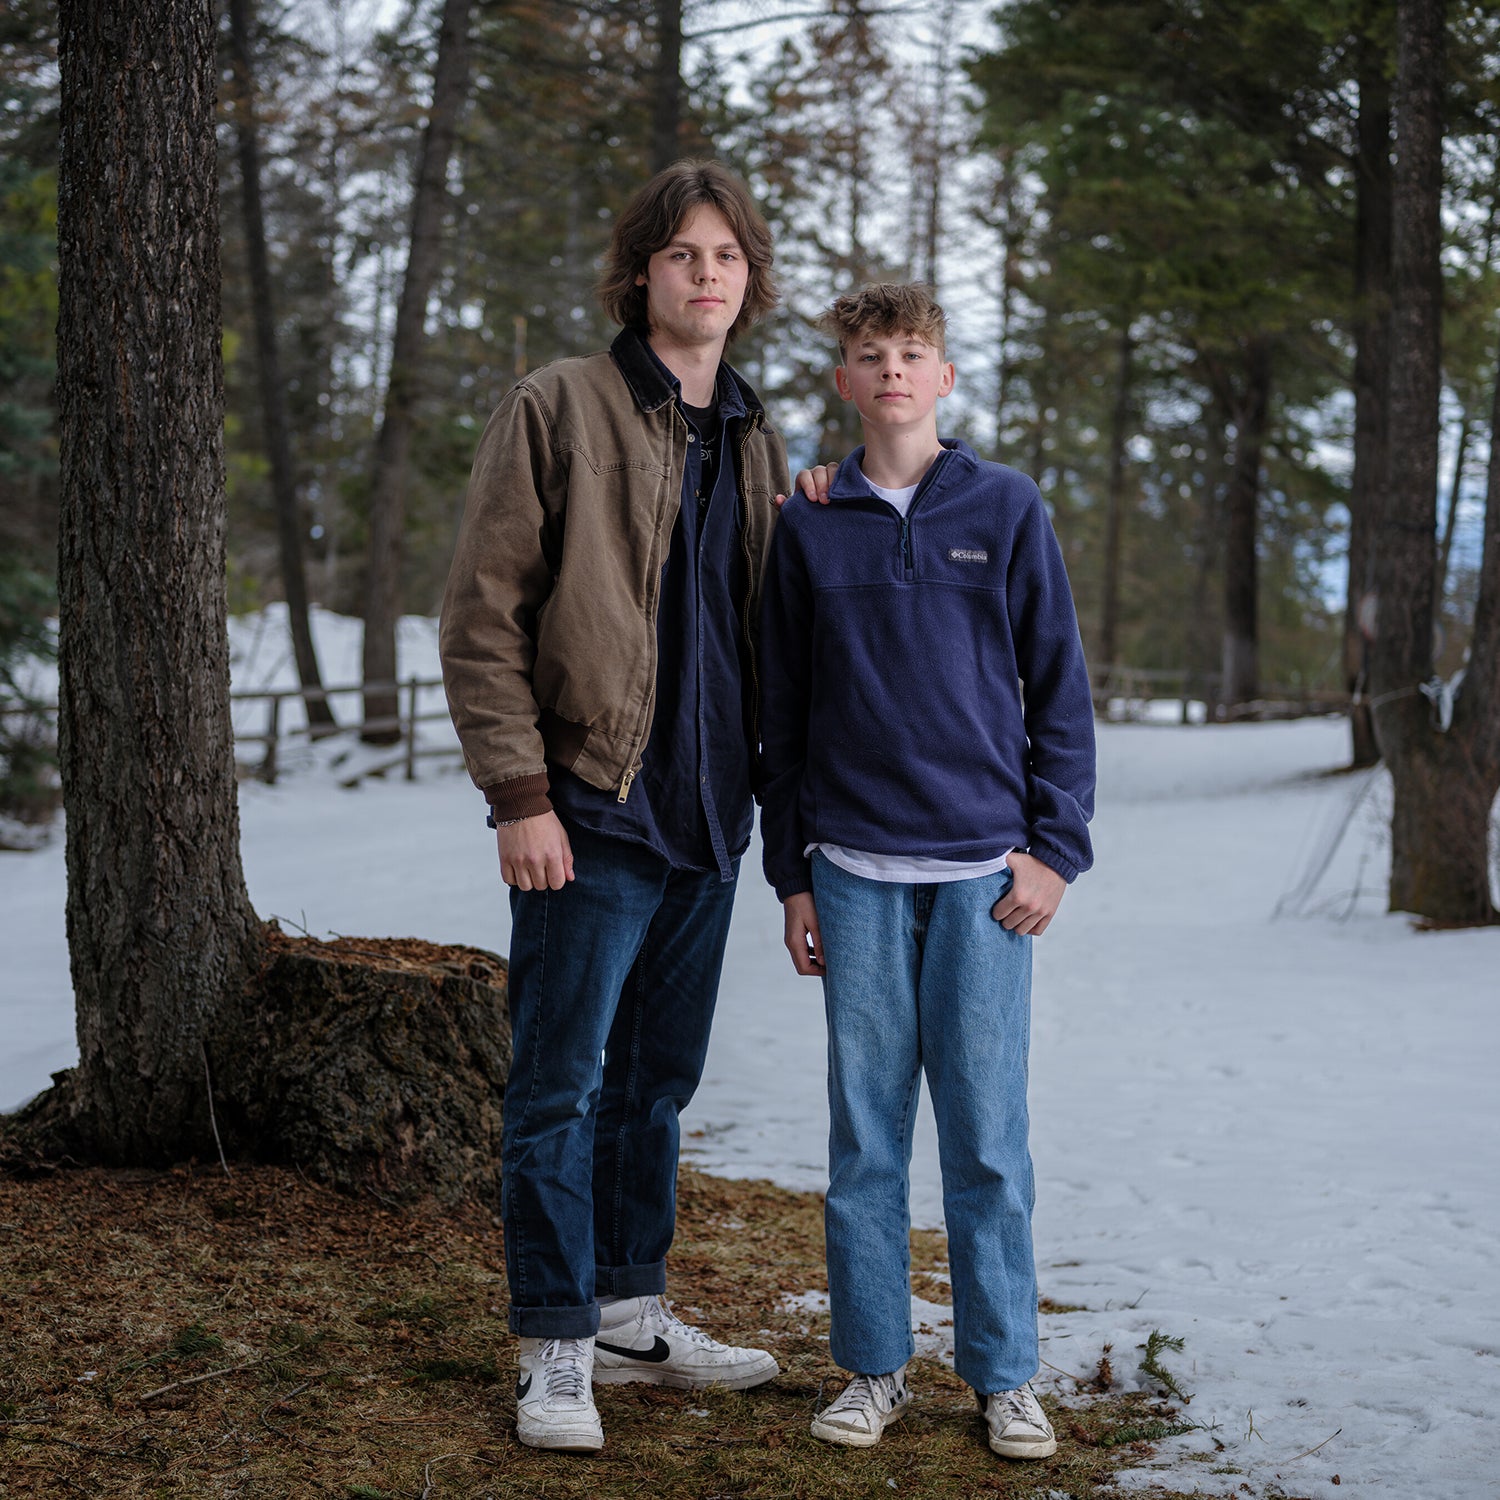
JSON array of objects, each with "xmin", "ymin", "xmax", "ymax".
[{"xmin": 5, "ymin": 924, "xmax": 512, "ymax": 1206}]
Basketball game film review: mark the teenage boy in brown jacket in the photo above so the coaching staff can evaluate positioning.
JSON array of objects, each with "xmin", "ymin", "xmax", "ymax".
[{"xmin": 440, "ymin": 161, "xmax": 789, "ymax": 1453}]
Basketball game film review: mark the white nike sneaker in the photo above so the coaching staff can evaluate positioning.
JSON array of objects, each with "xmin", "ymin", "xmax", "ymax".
[
  {"xmin": 980, "ymin": 1382, "xmax": 1058, "ymax": 1459},
  {"xmin": 591, "ymin": 1294, "xmax": 779, "ymax": 1390},
  {"xmin": 515, "ymin": 1336, "xmax": 604, "ymax": 1452},
  {"xmin": 810, "ymin": 1366, "xmax": 912, "ymax": 1448}
]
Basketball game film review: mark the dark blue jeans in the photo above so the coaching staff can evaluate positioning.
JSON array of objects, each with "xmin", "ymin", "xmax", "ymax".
[{"xmin": 502, "ymin": 823, "xmax": 740, "ymax": 1337}]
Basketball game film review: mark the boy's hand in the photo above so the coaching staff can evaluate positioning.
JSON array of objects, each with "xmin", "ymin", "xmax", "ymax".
[
  {"xmin": 992, "ymin": 852, "xmax": 1066, "ymax": 936},
  {"xmin": 498, "ymin": 811, "xmax": 575, "ymax": 891},
  {"xmin": 774, "ymin": 462, "xmax": 838, "ymax": 508},
  {"xmin": 782, "ymin": 891, "xmax": 825, "ymax": 975}
]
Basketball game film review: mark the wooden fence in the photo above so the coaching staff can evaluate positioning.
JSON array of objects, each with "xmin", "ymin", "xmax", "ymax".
[
  {"xmin": 1090, "ymin": 664, "xmax": 1350, "ymax": 725},
  {"xmin": 230, "ymin": 678, "xmax": 461, "ymax": 786},
  {"xmin": 8, "ymin": 668, "xmax": 1354, "ymax": 783}
]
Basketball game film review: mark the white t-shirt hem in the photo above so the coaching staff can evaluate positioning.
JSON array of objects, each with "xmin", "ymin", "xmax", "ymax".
[{"xmin": 807, "ymin": 842, "xmax": 1015, "ymax": 884}]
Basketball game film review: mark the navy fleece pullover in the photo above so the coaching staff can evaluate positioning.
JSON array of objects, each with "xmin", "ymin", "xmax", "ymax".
[{"xmin": 759, "ymin": 440, "xmax": 1096, "ymax": 901}]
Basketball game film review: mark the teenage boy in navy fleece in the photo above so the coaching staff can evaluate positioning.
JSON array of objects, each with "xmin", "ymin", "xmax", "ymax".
[{"xmin": 759, "ymin": 283, "xmax": 1095, "ymax": 1461}]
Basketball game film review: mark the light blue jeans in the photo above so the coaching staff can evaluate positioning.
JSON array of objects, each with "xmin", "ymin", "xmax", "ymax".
[{"xmin": 810, "ymin": 851, "xmax": 1038, "ymax": 1394}]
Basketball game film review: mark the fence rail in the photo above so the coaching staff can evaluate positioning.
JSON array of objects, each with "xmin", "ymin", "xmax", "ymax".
[
  {"xmin": 8, "ymin": 668, "xmax": 1353, "ymax": 781},
  {"xmin": 2, "ymin": 678, "xmax": 464, "ymax": 787},
  {"xmin": 1089, "ymin": 664, "xmax": 1350, "ymax": 725},
  {"xmin": 228, "ymin": 677, "xmax": 461, "ymax": 785}
]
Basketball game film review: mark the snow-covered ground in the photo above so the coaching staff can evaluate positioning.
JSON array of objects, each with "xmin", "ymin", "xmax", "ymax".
[{"xmin": 3, "ymin": 609, "xmax": 1498, "ymax": 1498}]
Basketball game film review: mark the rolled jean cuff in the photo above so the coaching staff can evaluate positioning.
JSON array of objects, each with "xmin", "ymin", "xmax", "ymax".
[
  {"xmin": 593, "ymin": 1259, "xmax": 667, "ymax": 1299},
  {"xmin": 508, "ymin": 1302, "xmax": 601, "ymax": 1339}
]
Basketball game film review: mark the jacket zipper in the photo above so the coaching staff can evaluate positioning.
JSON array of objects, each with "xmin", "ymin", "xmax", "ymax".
[
  {"xmin": 899, "ymin": 513, "xmax": 913, "ymax": 577},
  {"xmin": 618, "ymin": 406, "xmax": 685, "ymax": 802}
]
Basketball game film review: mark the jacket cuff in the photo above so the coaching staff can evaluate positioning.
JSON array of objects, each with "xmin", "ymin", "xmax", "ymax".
[
  {"xmin": 484, "ymin": 772, "xmax": 553, "ymax": 823},
  {"xmin": 1028, "ymin": 843, "xmax": 1081, "ymax": 884},
  {"xmin": 774, "ymin": 869, "xmax": 813, "ymax": 901}
]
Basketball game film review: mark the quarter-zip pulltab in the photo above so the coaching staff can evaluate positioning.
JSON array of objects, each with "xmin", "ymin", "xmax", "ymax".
[
  {"xmin": 617, "ymin": 766, "xmax": 637, "ymax": 803},
  {"xmin": 899, "ymin": 513, "xmax": 914, "ymax": 577}
]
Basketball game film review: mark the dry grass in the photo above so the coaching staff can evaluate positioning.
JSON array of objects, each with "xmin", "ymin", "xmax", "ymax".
[{"xmin": 0, "ymin": 1164, "xmax": 1210, "ymax": 1498}]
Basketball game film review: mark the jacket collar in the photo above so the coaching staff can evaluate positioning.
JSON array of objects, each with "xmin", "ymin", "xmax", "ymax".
[
  {"xmin": 827, "ymin": 439, "xmax": 977, "ymax": 502},
  {"xmin": 610, "ymin": 326, "xmax": 763, "ymax": 422}
]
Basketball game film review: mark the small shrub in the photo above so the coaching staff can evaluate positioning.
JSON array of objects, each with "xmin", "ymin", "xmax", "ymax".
[{"xmin": 1139, "ymin": 1328, "xmax": 1191, "ymax": 1402}]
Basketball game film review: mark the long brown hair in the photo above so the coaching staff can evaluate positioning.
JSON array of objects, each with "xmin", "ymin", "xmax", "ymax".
[{"xmin": 597, "ymin": 160, "xmax": 777, "ymax": 342}]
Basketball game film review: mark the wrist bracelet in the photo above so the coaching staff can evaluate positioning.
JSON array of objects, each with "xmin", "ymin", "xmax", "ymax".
[{"xmin": 486, "ymin": 812, "xmax": 527, "ymax": 829}]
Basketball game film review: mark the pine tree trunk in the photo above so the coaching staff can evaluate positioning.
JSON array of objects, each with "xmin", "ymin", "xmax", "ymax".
[
  {"xmin": 1346, "ymin": 27, "xmax": 1392, "ymax": 769},
  {"xmin": 1386, "ymin": 739, "xmax": 1498, "ymax": 921},
  {"xmin": 1098, "ymin": 319, "xmax": 1134, "ymax": 669},
  {"xmin": 1189, "ymin": 406, "xmax": 1228, "ymax": 718},
  {"xmin": 650, "ymin": 0, "xmax": 684, "ymax": 173},
  {"xmin": 1221, "ymin": 339, "xmax": 1272, "ymax": 707},
  {"xmin": 24, "ymin": 0, "xmax": 525, "ymax": 1193},
  {"xmin": 1371, "ymin": 0, "xmax": 1499, "ymax": 923},
  {"xmin": 54, "ymin": 0, "xmax": 263, "ymax": 1158},
  {"xmin": 226, "ymin": 0, "xmax": 336, "ymax": 736},
  {"xmin": 362, "ymin": 0, "xmax": 472, "ymax": 744}
]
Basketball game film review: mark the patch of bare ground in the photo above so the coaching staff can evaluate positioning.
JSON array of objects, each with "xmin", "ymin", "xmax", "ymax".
[{"xmin": 0, "ymin": 1164, "xmax": 1206, "ymax": 1498}]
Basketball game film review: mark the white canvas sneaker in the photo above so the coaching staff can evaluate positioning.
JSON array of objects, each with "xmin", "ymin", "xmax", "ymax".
[
  {"xmin": 810, "ymin": 1366, "xmax": 912, "ymax": 1448},
  {"xmin": 514, "ymin": 1336, "xmax": 604, "ymax": 1452},
  {"xmin": 591, "ymin": 1294, "xmax": 779, "ymax": 1390},
  {"xmin": 980, "ymin": 1382, "xmax": 1058, "ymax": 1459}
]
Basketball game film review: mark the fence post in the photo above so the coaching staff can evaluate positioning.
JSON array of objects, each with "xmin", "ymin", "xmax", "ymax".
[
  {"xmin": 404, "ymin": 677, "xmax": 418, "ymax": 782},
  {"xmin": 261, "ymin": 695, "xmax": 281, "ymax": 784}
]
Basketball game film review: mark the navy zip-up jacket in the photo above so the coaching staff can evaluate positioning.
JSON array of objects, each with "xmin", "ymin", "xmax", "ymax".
[{"xmin": 759, "ymin": 440, "xmax": 1095, "ymax": 901}]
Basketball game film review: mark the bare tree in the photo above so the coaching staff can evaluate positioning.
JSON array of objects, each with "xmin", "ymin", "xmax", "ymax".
[
  {"xmin": 1344, "ymin": 18, "xmax": 1393, "ymax": 769},
  {"xmin": 1098, "ymin": 318, "xmax": 1135, "ymax": 669},
  {"xmin": 362, "ymin": 0, "xmax": 473, "ymax": 743},
  {"xmin": 225, "ymin": 0, "xmax": 337, "ymax": 735},
  {"xmin": 1214, "ymin": 339, "xmax": 1273, "ymax": 708},
  {"xmin": 651, "ymin": 0, "xmax": 684, "ymax": 172}
]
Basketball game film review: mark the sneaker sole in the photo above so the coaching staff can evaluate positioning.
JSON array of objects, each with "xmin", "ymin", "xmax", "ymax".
[
  {"xmin": 592, "ymin": 1352, "xmax": 779, "ymax": 1392},
  {"xmin": 810, "ymin": 1396, "xmax": 911, "ymax": 1448},
  {"xmin": 517, "ymin": 1420, "xmax": 604, "ymax": 1453},
  {"xmin": 989, "ymin": 1433, "xmax": 1058, "ymax": 1460}
]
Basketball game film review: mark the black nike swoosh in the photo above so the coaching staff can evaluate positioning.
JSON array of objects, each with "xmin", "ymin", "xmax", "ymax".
[
  {"xmin": 516, "ymin": 1374, "xmax": 532, "ymax": 1400},
  {"xmin": 595, "ymin": 1335, "xmax": 672, "ymax": 1363}
]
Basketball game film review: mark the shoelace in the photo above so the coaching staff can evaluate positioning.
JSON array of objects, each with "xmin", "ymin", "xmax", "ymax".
[
  {"xmin": 653, "ymin": 1298, "xmax": 723, "ymax": 1350},
  {"xmin": 992, "ymin": 1385, "xmax": 1045, "ymax": 1427},
  {"xmin": 826, "ymin": 1372, "xmax": 901, "ymax": 1421},
  {"xmin": 539, "ymin": 1338, "xmax": 591, "ymax": 1403}
]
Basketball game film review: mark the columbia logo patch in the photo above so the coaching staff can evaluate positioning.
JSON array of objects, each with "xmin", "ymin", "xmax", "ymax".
[{"xmin": 948, "ymin": 547, "xmax": 989, "ymax": 564}]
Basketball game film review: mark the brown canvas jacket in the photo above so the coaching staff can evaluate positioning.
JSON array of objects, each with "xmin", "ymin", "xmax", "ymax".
[{"xmin": 439, "ymin": 329, "xmax": 790, "ymax": 820}]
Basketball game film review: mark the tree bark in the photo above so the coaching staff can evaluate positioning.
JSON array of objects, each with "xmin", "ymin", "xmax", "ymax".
[
  {"xmin": 226, "ymin": 0, "xmax": 336, "ymax": 736},
  {"xmin": 1220, "ymin": 339, "xmax": 1272, "ymax": 707},
  {"xmin": 1372, "ymin": 0, "xmax": 1498, "ymax": 922},
  {"xmin": 650, "ymin": 0, "xmax": 684, "ymax": 174},
  {"xmin": 54, "ymin": 0, "xmax": 264, "ymax": 1157},
  {"xmin": 1098, "ymin": 318, "xmax": 1134, "ymax": 669},
  {"xmin": 362, "ymin": 0, "xmax": 472, "ymax": 743},
  {"xmin": 10, "ymin": 934, "xmax": 514, "ymax": 1205},
  {"xmin": 1345, "ymin": 25, "xmax": 1392, "ymax": 768},
  {"xmin": 1188, "ymin": 402, "xmax": 1229, "ymax": 719}
]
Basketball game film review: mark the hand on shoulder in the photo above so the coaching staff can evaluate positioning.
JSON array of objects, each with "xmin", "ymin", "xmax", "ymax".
[{"xmin": 774, "ymin": 461, "xmax": 838, "ymax": 508}]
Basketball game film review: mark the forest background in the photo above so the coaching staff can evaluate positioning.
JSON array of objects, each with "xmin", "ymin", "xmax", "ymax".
[{"xmin": 3, "ymin": 0, "xmax": 1500, "ymax": 855}]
